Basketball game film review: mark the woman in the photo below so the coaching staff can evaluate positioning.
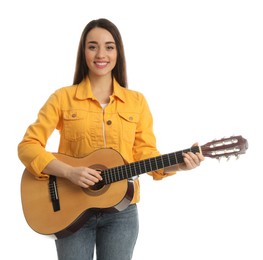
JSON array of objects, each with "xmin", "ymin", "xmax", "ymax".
[{"xmin": 18, "ymin": 18, "xmax": 204, "ymax": 260}]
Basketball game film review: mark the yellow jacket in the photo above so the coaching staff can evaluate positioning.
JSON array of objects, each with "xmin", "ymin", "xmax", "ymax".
[{"xmin": 18, "ymin": 77, "xmax": 175, "ymax": 203}]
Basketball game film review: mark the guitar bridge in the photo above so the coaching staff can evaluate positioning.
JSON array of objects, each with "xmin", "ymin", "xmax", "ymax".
[{"xmin": 49, "ymin": 175, "xmax": 60, "ymax": 212}]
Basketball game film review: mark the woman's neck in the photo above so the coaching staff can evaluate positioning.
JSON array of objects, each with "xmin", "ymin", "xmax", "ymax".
[{"xmin": 89, "ymin": 74, "xmax": 113, "ymax": 104}]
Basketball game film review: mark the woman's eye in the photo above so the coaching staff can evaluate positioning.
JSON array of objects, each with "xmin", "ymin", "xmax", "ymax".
[
  {"xmin": 88, "ymin": 45, "xmax": 97, "ymax": 50},
  {"xmin": 106, "ymin": 45, "xmax": 115, "ymax": 50}
]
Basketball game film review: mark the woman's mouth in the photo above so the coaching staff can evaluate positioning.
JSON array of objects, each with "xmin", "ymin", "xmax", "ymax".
[{"xmin": 94, "ymin": 61, "xmax": 108, "ymax": 69}]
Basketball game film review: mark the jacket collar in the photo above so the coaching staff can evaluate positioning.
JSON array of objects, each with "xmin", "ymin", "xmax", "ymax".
[{"xmin": 75, "ymin": 77, "xmax": 126, "ymax": 103}]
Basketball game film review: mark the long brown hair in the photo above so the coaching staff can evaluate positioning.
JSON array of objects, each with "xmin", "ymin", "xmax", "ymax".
[{"xmin": 73, "ymin": 18, "xmax": 128, "ymax": 88}]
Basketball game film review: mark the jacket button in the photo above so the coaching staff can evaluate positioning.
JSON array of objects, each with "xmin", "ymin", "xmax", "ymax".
[{"xmin": 106, "ymin": 120, "xmax": 112, "ymax": 125}]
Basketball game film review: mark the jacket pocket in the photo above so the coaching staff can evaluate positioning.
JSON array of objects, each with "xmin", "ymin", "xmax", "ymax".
[
  {"xmin": 118, "ymin": 112, "xmax": 139, "ymax": 143},
  {"xmin": 62, "ymin": 110, "xmax": 87, "ymax": 141}
]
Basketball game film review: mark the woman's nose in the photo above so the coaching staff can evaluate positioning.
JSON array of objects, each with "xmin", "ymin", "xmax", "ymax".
[{"xmin": 96, "ymin": 47, "xmax": 106, "ymax": 58}]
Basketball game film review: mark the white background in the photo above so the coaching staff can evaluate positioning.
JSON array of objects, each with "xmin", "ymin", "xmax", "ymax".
[{"xmin": 1, "ymin": 0, "xmax": 262, "ymax": 259}]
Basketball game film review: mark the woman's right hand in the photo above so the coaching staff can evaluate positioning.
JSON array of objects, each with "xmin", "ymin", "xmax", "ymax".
[
  {"xmin": 66, "ymin": 167, "xmax": 103, "ymax": 188},
  {"xmin": 43, "ymin": 159, "xmax": 103, "ymax": 188}
]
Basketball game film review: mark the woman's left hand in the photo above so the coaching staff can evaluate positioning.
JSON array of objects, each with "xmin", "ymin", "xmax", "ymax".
[{"xmin": 178, "ymin": 143, "xmax": 205, "ymax": 171}]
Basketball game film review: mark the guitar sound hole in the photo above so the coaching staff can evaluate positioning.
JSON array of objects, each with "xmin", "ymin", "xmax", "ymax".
[
  {"xmin": 90, "ymin": 180, "xmax": 105, "ymax": 191},
  {"xmin": 83, "ymin": 165, "xmax": 108, "ymax": 194}
]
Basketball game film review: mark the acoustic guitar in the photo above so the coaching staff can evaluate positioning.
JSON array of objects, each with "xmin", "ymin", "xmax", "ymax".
[{"xmin": 20, "ymin": 135, "xmax": 248, "ymax": 239}]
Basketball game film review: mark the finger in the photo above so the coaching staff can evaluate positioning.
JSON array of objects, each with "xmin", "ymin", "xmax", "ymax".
[
  {"xmin": 196, "ymin": 152, "xmax": 205, "ymax": 161},
  {"xmin": 182, "ymin": 155, "xmax": 194, "ymax": 169},
  {"xmin": 192, "ymin": 152, "xmax": 203, "ymax": 164},
  {"xmin": 80, "ymin": 182, "xmax": 90, "ymax": 188},
  {"xmin": 80, "ymin": 176, "xmax": 96, "ymax": 186},
  {"xmin": 84, "ymin": 174, "xmax": 101, "ymax": 184},
  {"xmin": 88, "ymin": 169, "xmax": 103, "ymax": 181},
  {"xmin": 184, "ymin": 152, "xmax": 199, "ymax": 167}
]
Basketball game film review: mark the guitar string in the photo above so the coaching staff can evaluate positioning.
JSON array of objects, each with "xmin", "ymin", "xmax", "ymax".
[
  {"xmin": 102, "ymin": 148, "xmax": 199, "ymax": 185},
  {"xmin": 49, "ymin": 147, "xmax": 199, "ymax": 188}
]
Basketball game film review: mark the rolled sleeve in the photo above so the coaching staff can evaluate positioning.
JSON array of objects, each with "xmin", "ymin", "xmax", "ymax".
[{"xmin": 18, "ymin": 91, "xmax": 60, "ymax": 178}]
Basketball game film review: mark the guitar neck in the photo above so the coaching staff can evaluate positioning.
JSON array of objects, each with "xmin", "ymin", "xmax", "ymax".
[{"xmin": 101, "ymin": 146, "xmax": 200, "ymax": 184}]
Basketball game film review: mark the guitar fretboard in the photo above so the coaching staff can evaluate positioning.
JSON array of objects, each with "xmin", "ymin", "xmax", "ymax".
[{"xmin": 101, "ymin": 146, "xmax": 200, "ymax": 184}]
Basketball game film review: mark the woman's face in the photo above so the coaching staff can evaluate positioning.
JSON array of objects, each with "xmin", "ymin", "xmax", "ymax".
[{"xmin": 85, "ymin": 27, "xmax": 117, "ymax": 78}]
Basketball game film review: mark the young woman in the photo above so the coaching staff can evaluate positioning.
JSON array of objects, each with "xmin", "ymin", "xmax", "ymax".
[{"xmin": 18, "ymin": 18, "xmax": 204, "ymax": 260}]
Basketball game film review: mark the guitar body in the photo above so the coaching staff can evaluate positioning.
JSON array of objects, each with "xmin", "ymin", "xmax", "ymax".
[{"xmin": 21, "ymin": 148, "xmax": 134, "ymax": 238}]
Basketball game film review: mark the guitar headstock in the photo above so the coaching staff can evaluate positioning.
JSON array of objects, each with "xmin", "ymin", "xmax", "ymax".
[{"xmin": 201, "ymin": 135, "xmax": 248, "ymax": 159}]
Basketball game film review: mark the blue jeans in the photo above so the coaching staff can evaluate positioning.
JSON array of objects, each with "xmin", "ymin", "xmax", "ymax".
[{"xmin": 55, "ymin": 204, "xmax": 139, "ymax": 260}]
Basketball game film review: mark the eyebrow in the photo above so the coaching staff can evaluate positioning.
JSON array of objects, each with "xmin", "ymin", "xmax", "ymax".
[{"xmin": 87, "ymin": 41, "xmax": 116, "ymax": 45}]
